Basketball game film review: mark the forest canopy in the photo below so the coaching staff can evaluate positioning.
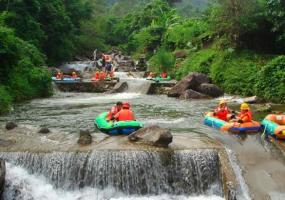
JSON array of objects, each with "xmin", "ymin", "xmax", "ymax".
[{"xmin": 0, "ymin": 0, "xmax": 284, "ymax": 113}]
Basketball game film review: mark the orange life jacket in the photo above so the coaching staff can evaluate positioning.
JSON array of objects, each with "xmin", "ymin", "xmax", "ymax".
[
  {"xmin": 99, "ymin": 72, "xmax": 106, "ymax": 80},
  {"xmin": 115, "ymin": 109, "xmax": 135, "ymax": 121},
  {"xmin": 238, "ymin": 111, "xmax": 252, "ymax": 123},
  {"xmin": 107, "ymin": 106, "xmax": 121, "ymax": 120}
]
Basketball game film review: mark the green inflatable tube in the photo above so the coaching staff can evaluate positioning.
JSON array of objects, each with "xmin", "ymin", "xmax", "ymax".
[{"xmin": 94, "ymin": 112, "xmax": 143, "ymax": 135}]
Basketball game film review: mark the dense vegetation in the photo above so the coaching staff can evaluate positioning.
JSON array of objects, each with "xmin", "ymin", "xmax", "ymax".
[
  {"xmin": 0, "ymin": 0, "xmax": 99, "ymax": 113},
  {"xmin": 0, "ymin": 0, "xmax": 284, "ymax": 114},
  {"xmin": 103, "ymin": 0, "xmax": 285, "ymax": 103}
]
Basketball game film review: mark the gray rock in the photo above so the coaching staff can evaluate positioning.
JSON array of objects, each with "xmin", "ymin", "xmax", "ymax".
[
  {"xmin": 38, "ymin": 128, "xmax": 50, "ymax": 134},
  {"xmin": 108, "ymin": 82, "xmax": 128, "ymax": 93},
  {"xmin": 168, "ymin": 72, "xmax": 209, "ymax": 97},
  {"xmin": 197, "ymin": 83, "xmax": 224, "ymax": 97},
  {"xmin": 179, "ymin": 89, "xmax": 209, "ymax": 99},
  {"xmin": 78, "ymin": 129, "xmax": 92, "ymax": 145},
  {"xmin": 0, "ymin": 159, "xmax": 5, "ymax": 197},
  {"xmin": 256, "ymin": 103, "xmax": 272, "ymax": 113},
  {"xmin": 128, "ymin": 125, "xmax": 173, "ymax": 147},
  {"xmin": 243, "ymin": 96, "xmax": 264, "ymax": 104},
  {"xmin": 5, "ymin": 122, "xmax": 17, "ymax": 130}
]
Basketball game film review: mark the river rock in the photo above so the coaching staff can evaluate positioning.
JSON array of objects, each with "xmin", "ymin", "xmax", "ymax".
[
  {"xmin": 128, "ymin": 125, "xmax": 173, "ymax": 147},
  {"xmin": 38, "ymin": 127, "xmax": 51, "ymax": 134},
  {"xmin": 256, "ymin": 103, "xmax": 272, "ymax": 113},
  {"xmin": 0, "ymin": 159, "xmax": 5, "ymax": 197},
  {"xmin": 108, "ymin": 82, "xmax": 128, "ymax": 93},
  {"xmin": 197, "ymin": 83, "xmax": 224, "ymax": 98},
  {"xmin": 78, "ymin": 130, "xmax": 92, "ymax": 145},
  {"xmin": 5, "ymin": 122, "xmax": 17, "ymax": 130},
  {"xmin": 243, "ymin": 96, "xmax": 264, "ymax": 104},
  {"xmin": 168, "ymin": 72, "xmax": 209, "ymax": 97},
  {"xmin": 179, "ymin": 89, "xmax": 209, "ymax": 99}
]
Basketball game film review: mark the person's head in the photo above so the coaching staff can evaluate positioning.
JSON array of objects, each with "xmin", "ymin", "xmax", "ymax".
[
  {"xmin": 116, "ymin": 101, "xmax": 123, "ymax": 109},
  {"xmin": 240, "ymin": 103, "xmax": 250, "ymax": 112},
  {"xmin": 219, "ymin": 100, "xmax": 227, "ymax": 107},
  {"xmin": 122, "ymin": 102, "xmax": 130, "ymax": 109},
  {"xmin": 72, "ymin": 71, "xmax": 76, "ymax": 75}
]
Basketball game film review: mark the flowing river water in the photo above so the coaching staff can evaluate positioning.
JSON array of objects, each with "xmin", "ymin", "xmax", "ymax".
[{"xmin": 0, "ymin": 73, "xmax": 284, "ymax": 200}]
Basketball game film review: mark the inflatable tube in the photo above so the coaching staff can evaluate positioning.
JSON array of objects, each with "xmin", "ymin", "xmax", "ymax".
[
  {"xmin": 261, "ymin": 114, "xmax": 285, "ymax": 139},
  {"xmin": 146, "ymin": 76, "xmax": 171, "ymax": 81},
  {"xmin": 94, "ymin": 112, "xmax": 143, "ymax": 136},
  {"xmin": 153, "ymin": 76, "xmax": 171, "ymax": 82},
  {"xmin": 204, "ymin": 112, "xmax": 262, "ymax": 133},
  {"xmin": 52, "ymin": 77, "xmax": 81, "ymax": 83},
  {"xmin": 91, "ymin": 77, "xmax": 112, "ymax": 82}
]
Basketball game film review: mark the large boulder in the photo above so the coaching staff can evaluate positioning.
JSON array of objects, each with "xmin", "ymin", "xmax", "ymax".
[
  {"xmin": 5, "ymin": 122, "xmax": 17, "ymax": 130},
  {"xmin": 243, "ymin": 96, "xmax": 264, "ymax": 104},
  {"xmin": 108, "ymin": 82, "xmax": 128, "ymax": 93},
  {"xmin": 77, "ymin": 130, "xmax": 92, "ymax": 145},
  {"xmin": 128, "ymin": 125, "xmax": 173, "ymax": 147},
  {"xmin": 179, "ymin": 89, "xmax": 209, "ymax": 99},
  {"xmin": 0, "ymin": 159, "xmax": 5, "ymax": 197},
  {"xmin": 168, "ymin": 72, "xmax": 210, "ymax": 97},
  {"xmin": 197, "ymin": 83, "xmax": 224, "ymax": 98}
]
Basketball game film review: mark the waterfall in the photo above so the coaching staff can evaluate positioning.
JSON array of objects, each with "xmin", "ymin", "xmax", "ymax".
[
  {"xmin": 115, "ymin": 72, "xmax": 152, "ymax": 94},
  {"xmin": 0, "ymin": 150, "xmax": 222, "ymax": 197}
]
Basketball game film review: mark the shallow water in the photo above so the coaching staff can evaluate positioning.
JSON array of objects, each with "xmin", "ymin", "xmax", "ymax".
[{"xmin": 1, "ymin": 75, "xmax": 285, "ymax": 199}]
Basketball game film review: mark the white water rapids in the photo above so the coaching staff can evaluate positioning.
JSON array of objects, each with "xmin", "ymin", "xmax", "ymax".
[{"xmin": 4, "ymin": 163, "xmax": 224, "ymax": 200}]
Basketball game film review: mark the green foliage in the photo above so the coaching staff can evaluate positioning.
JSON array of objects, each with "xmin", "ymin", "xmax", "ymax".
[
  {"xmin": 175, "ymin": 49, "xmax": 216, "ymax": 79},
  {"xmin": 0, "ymin": 85, "xmax": 12, "ymax": 114},
  {"xmin": 255, "ymin": 56, "xmax": 285, "ymax": 103},
  {"xmin": 163, "ymin": 19, "xmax": 209, "ymax": 49},
  {"xmin": 0, "ymin": 17, "xmax": 51, "ymax": 113},
  {"xmin": 149, "ymin": 48, "xmax": 175, "ymax": 72}
]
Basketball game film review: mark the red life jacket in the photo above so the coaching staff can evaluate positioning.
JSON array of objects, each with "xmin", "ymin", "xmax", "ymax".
[
  {"xmin": 215, "ymin": 106, "xmax": 230, "ymax": 121},
  {"xmin": 116, "ymin": 109, "xmax": 135, "ymax": 121},
  {"xmin": 161, "ymin": 72, "xmax": 167, "ymax": 78}
]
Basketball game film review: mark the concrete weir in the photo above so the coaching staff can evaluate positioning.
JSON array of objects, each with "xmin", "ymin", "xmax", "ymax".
[
  {"xmin": 54, "ymin": 80, "xmax": 118, "ymax": 93},
  {"xmin": 0, "ymin": 126, "xmax": 238, "ymax": 200}
]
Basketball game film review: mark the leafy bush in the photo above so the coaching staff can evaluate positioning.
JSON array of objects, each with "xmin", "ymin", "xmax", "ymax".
[
  {"xmin": 163, "ymin": 19, "xmax": 209, "ymax": 49},
  {"xmin": 0, "ymin": 85, "xmax": 12, "ymax": 114},
  {"xmin": 175, "ymin": 48, "xmax": 216, "ymax": 79},
  {"xmin": 255, "ymin": 56, "xmax": 285, "ymax": 103},
  {"xmin": 149, "ymin": 48, "xmax": 175, "ymax": 73}
]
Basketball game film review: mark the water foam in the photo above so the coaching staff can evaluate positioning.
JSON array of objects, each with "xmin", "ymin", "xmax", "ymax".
[{"xmin": 4, "ymin": 163, "xmax": 224, "ymax": 200}]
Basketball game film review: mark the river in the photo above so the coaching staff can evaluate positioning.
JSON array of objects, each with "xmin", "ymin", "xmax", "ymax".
[{"xmin": 0, "ymin": 74, "xmax": 284, "ymax": 200}]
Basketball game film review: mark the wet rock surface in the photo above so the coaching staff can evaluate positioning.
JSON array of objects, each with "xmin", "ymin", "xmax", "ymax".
[
  {"xmin": 108, "ymin": 82, "xmax": 128, "ymax": 93},
  {"xmin": 197, "ymin": 83, "xmax": 224, "ymax": 98},
  {"xmin": 55, "ymin": 81, "xmax": 117, "ymax": 93},
  {"xmin": 128, "ymin": 125, "xmax": 173, "ymax": 147},
  {"xmin": 38, "ymin": 127, "xmax": 50, "ymax": 134},
  {"xmin": 5, "ymin": 122, "xmax": 17, "ymax": 130},
  {"xmin": 0, "ymin": 159, "xmax": 5, "ymax": 197},
  {"xmin": 168, "ymin": 72, "xmax": 210, "ymax": 97},
  {"xmin": 168, "ymin": 72, "xmax": 223, "ymax": 99},
  {"xmin": 243, "ymin": 96, "xmax": 265, "ymax": 104},
  {"xmin": 179, "ymin": 89, "xmax": 209, "ymax": 100},
  {"xmin": 77, "ymin": 130, "xmax": 92, "ymax": 145}
]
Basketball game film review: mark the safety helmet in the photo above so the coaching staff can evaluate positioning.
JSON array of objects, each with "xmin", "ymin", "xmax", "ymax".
[
  {"xmin": 240, "ymin": 103, "xmax": 250, "ymax": 110},
  {"xmin": 219, "ymin": 100, "xmax": 227, "ymax": 105},
  {"xmin": 72, "ymin": 71, "xmax": 76, "ymax": 74},
  {"xmin": 123, "ymin": 102, "xmax": 130, "ymax": 109}
]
